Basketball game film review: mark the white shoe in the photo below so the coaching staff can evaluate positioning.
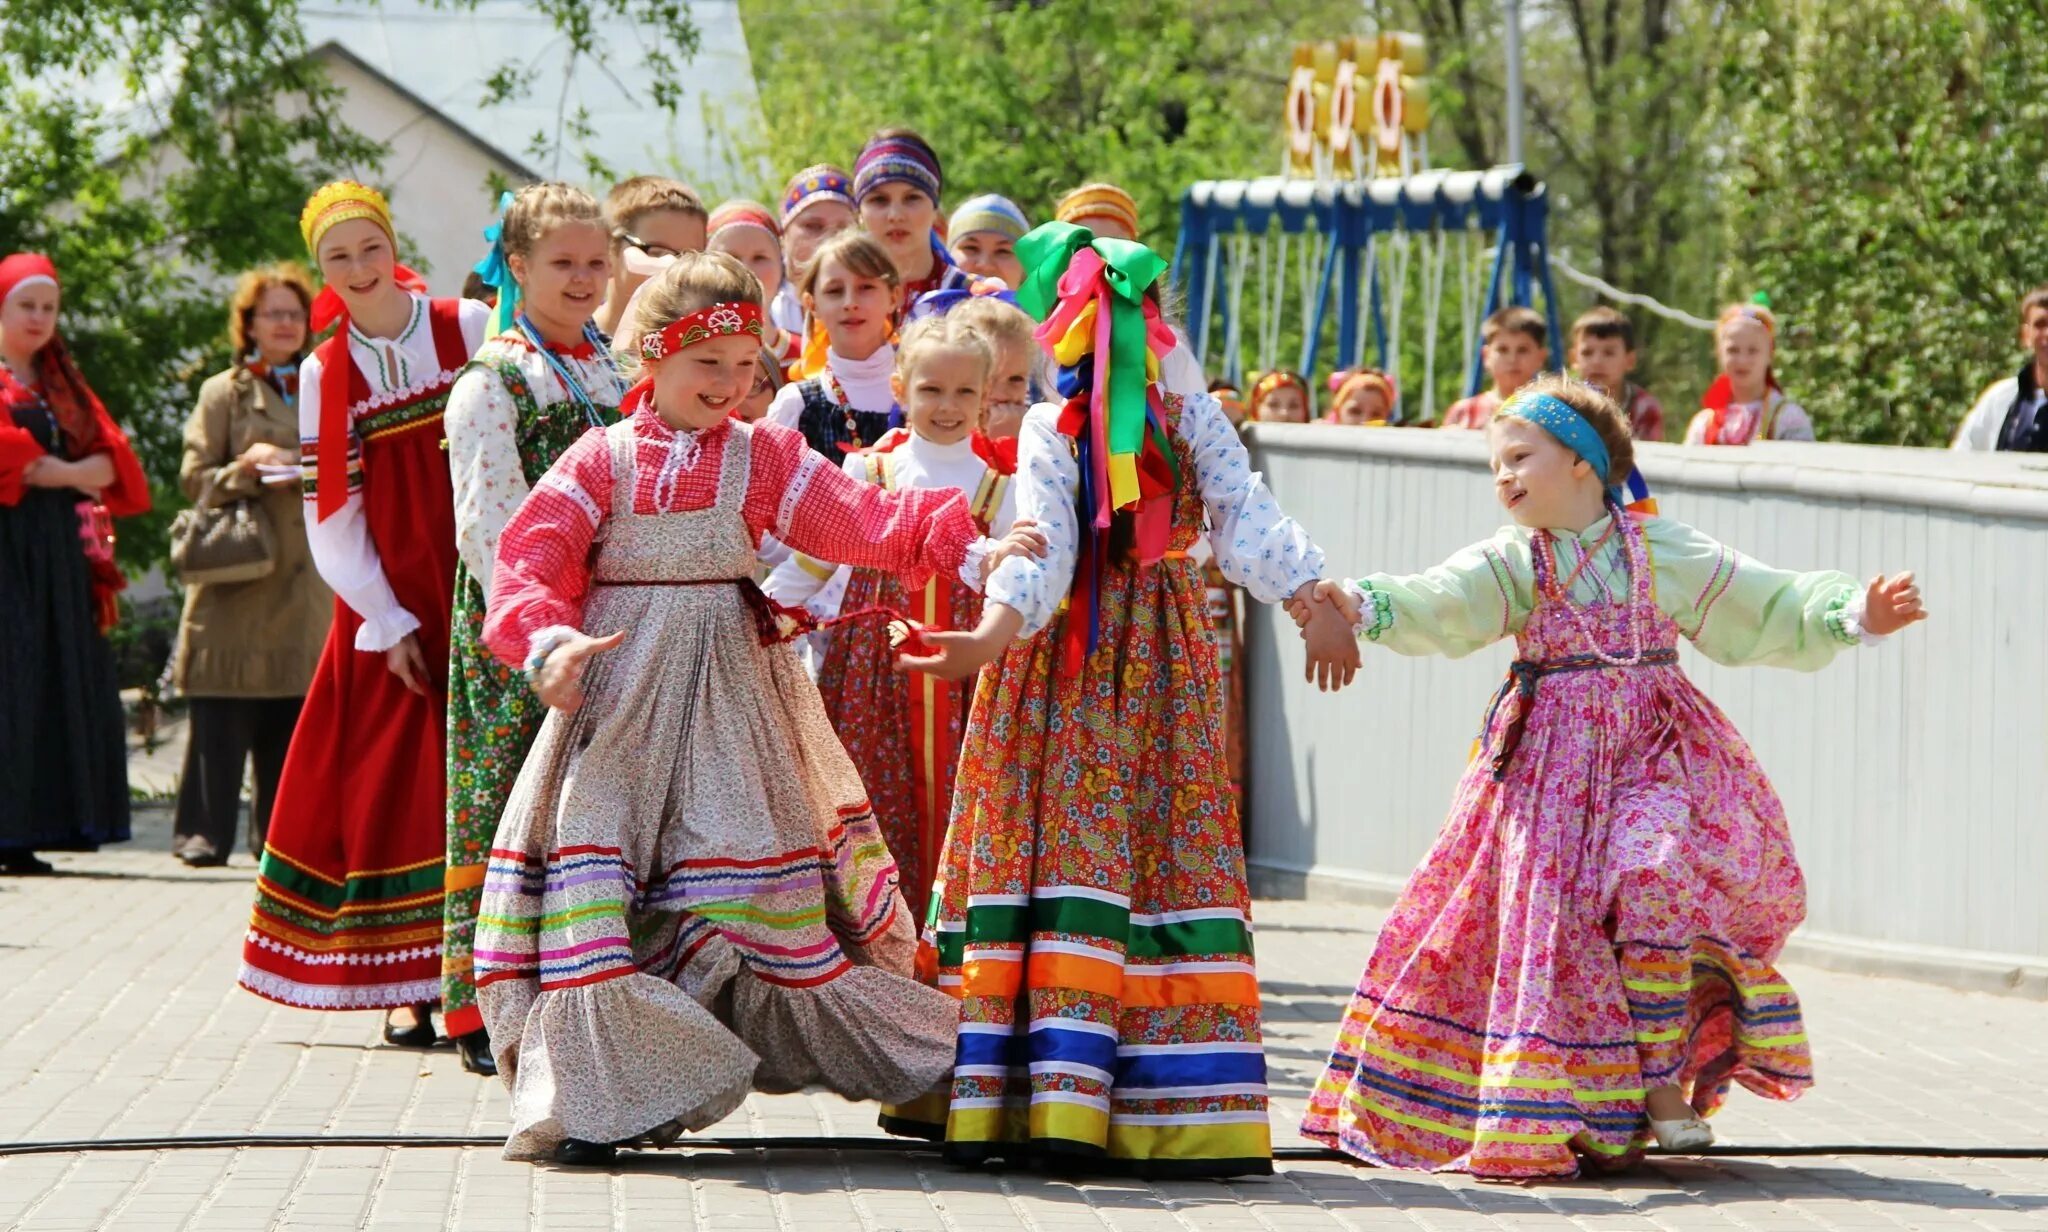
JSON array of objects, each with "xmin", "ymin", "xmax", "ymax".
[{"xmin": 1649, "ymin": 1115, "xmax": 1715, "ymax": 1151}]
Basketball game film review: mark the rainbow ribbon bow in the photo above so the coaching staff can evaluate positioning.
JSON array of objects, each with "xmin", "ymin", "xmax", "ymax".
[{"xmin": 1013, "ymin": 220, "xmax": 1181, "ymax": 671}]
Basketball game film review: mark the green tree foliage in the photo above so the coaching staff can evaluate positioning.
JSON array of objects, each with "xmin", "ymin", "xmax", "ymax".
[
  {"xmin": 1, "ymin": 0, "xmax": 700, "ymax": 574},
  {"xmin": 1710, "ymin": 0, "xmax": 2048, "ymax": 445},
  {"xmin": 1, "ymin": 0, "xmax": 380, "ymax": 571},
  {"xmin": 737, "ymin": 0, "xmax": 1367, "ymax": 252}
]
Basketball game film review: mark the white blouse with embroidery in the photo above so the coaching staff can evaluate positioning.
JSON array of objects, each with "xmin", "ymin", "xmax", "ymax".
[
  {"xmin": 299, "ymin": 294, "xmax": 491, "ymax": 652},
  {"xmin": 443, "ymin": 334, "xmax": 628, "ymax": 605},
  {"xmin": 983, "ymin": 390, "xmax": 1325, "ymax": 638},
  {"xmin": 1337, "ymin": 514, "xmax": 1881, "ymax": 669}
]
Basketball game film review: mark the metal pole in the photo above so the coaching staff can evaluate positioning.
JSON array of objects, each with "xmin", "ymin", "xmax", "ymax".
[{"xmin": 1503, "ymin": 0, "xmax": 1525, "ymax": 165}]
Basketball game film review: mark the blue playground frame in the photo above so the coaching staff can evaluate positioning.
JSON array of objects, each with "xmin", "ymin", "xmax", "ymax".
[{"xmin": 1171, "ymin": 166, "xmax": 1561, "ymax": 399}]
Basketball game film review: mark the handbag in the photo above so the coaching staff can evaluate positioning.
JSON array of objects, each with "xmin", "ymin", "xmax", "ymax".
[{"xmin": 170, "ymin": 466, "xmax": 277, "ymax": 586}]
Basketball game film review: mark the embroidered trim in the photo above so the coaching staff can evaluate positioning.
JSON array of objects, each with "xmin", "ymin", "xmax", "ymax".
[
  {"xmin": 245, "ymin": 931, "xmax": 441, "ymax": 967},
  {"xmin": 1821, "ymin": 589, "xmax": 1861, "ymax": 646},
  {"xmin": 538, "ymin": 470, "xmax": 603, "ymax": 526},
  {"xmin": 237, "ymin": 963, "xmax": 443, "ymax": 1011},
  {"xmin": 1482, "ymin": 547, "xmax": 1516, "ymax": 637},
  {"xmin": 1692, "ymin": 544, "xmax": 1738, "ymax": 637},
  {"xmin": 777, "ymin": 449, "xmax": 824, "ymax": 537},
  {"xmin": 349, "ymin": 366, "xmax": 468, "ymax": 416},
  {"xmin": 1358, "ymin": 580, "xmax": 1395, "ymax": 642}
]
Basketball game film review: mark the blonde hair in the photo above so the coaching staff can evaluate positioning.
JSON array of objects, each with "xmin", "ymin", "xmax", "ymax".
[
  {"xmin": 228, "ymin": 261, "xmax": 316, "ymax": 360},
  {"xmin": 501, "ymin": 181, "xmax": 605, "ymax": 261},
  {"xmin": 896, "ymin": 313, "xmax": 995, "ymax": 386},
  {"xmin": 797, "ymin": 230, "xmax": 900, "ymax": 300},
  {"xmin": 617, "ymin": 251, "xmax": 765, "ymax": 365},
  {"xmin": 946, "ymin": 295, "xmax": 1036, "ymax": 353},
  {"xmin": 603, "ymin": 176, "xmax": 708, "ymax": 251},
  {"xmin": 1496, "ymin": 375, "xmax": 1635, "ymax": 487}
]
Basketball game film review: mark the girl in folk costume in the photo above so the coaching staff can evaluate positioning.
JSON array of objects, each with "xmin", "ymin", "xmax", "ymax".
[
  {"xmin": 1327, "ymin": 368, "xmax": 1397, "ymax": 426},
  {"xmin": 765, "ymin": 231, "xmax": 903, "ymax": 457},
  {"xmin": 473, "ymin": 252, "xmax": 1047, "ymax": 1166},
  {"xmin": 855, "ymin": 128, "xmax": 971, "ymax": 320},
  {"xmin": 881, "ymin": 222, "xmax": 1359, "ymax": 1180},
  {"xmin": 947, "ymin": 194, "xmax": 1031, "ymax": 294},
  {"xmin": 947, "ymin": 293, "xmax": 1040, "ymax": 447},
  {"xmin": 1685, "ymin": 301, "xmax": 1815, "ymax": 445},
  {"xmin": 0, "ymin": 254, "xmax": 151, "ymax": 875},
  {"xmin": 439, "ymin": 183, "xmax": 627, "ymax": 1077},
  {"xmin": 1297, "ymin": 378, "xmax": 1925, "ymax": 1179},
  {"xmin": 762, "ymin": 309, "xmax": 1020, "ymax": 922},
  {"xmin": 1246, "ymin": 369, "xmax": 1311, "ymax": 423},
  {"xmin": 775, "ymin": 164, "xmax": 856, "ymax": 345},
  {"xmin": 707, "ymin": 200, "xmax": 801, "ymax": 370},
  {"xmin": 1054, "ymin": 183, "xmax": 1209, "ymax": 401},
  {"xmin": 238, "ymin": 183, "xmax": 491, "ymax": 1042}
]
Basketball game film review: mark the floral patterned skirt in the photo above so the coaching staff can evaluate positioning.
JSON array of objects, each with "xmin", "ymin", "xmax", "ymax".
[
  {"xmin": 813, "ymin": 566, "xmax": 978, "ymax": 924},
  {"xmin": 1303, "ymin": 652, "xmax": 1812, "ymax": 1178},
  {"xmin": 880, "ymin": 556, "xmax": 1271, "ymax": 1179},
  {"xmin": 440, "ymin": 562, "xmax": 545, "ymax": 1038}
]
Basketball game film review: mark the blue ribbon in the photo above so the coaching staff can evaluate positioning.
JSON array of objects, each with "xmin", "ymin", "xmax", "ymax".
[
  {"xmin": 1500, "ymin": 389, "xmax": 1649, "ymax": 508},
  {"xmin": 474, "ymin": 190, "xmax": 520, "ymax": 335}
]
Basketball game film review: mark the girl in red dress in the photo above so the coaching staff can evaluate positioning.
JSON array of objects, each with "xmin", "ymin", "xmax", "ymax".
[{"xmin": 237, "ymin": 182, "xmax": 489, "ymax": 1045}]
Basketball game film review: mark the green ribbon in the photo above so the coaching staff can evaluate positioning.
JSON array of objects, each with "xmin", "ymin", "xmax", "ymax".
[{"xmin": 1013, "ymin": 220, "xmax": 1170, "ymax": 486}]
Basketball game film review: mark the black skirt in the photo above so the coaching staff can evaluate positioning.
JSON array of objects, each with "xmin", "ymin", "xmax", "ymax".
[{"xmin": 0, "ymin": 482, "xmax": 131, "ymax": 851}]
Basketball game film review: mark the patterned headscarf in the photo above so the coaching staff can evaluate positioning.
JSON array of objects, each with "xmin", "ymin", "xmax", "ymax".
[
  {"xmin": 780, "ymin": 165, "xmax": 854, "ymax": 226},
  {"xmin": 1055, "ymin": 183, "xmax": 1142, "ymax": 240},
  {"xmin": 854, "ymin": 133, "xmax": 943, "ymax": 208}
]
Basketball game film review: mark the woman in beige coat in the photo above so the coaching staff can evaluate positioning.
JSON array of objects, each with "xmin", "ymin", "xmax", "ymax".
[{"xmin": 170, "ymin": 264, "xmax": 333, "ymax": 867}]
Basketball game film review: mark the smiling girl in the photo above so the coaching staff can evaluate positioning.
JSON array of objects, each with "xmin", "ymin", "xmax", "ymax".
[
  {"xmin": 767, "ymin": 231, "xmax": 902, "ymax": 457},
  {"xmin": 762, "ymin": 313, "xmax": 1019, "ymax": 920},
  {"xmin": 1296, "ymin": 376, "xmax": 1924, "ymax": 1179},
  {"xmin": 238, "ymin": 182, "xmax": 490, "ymax": 1042},
  {"xmin": 946, "ymin": 194, "xmax": 1029, "ymax": 291},
  {"xmin": 1686, "ymin": 302, "xmax": 1813, "ymax": 445},
  {"xmin": 471, "ymin": 251, "xmax": 1044, "ymax": 1166},
  {"xmin": 438, "ymin": 182, "xmax": 626, "ymax": 1077}
]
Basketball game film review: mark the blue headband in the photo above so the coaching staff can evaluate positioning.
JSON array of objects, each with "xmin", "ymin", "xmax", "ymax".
[{"xmin": 1502, "ymin": 390, "xmax": 1622, "ymax": 504}]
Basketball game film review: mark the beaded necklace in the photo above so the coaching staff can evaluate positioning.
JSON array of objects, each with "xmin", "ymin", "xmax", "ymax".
[{"xmin": 515, "ymin": 312, "xmax": 619, "ymax": 432}]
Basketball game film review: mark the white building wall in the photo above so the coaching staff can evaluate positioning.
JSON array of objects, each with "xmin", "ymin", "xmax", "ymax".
[{"xmin": 1241, "ymin": 426, "xmax": 2048, "ymax": 986}]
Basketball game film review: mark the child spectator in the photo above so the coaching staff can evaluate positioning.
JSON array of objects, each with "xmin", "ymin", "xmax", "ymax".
[
  {"xmin": 1443, "ymin": 306, "xmax": 1547, "ymax": 430},
  {"xmin": 1569, "ymin": 306, "xmax": 1664, "ymax": 441},
  {"xmin": 1686, "ymin": 302, "xmax": 1815, "ymax": 445}
]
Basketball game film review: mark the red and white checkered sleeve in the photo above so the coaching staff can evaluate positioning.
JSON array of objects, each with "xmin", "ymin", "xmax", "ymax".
[
  {"xmin": 482, "ymin": 428, "xmax": 613, "ymax": 668},
  {"xmin": 744, "ymin": 421, "xmax": 976, "ymax": 591}
]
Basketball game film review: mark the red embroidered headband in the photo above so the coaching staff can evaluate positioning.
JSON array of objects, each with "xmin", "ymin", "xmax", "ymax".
[{"xmin": 638, "ymin": 300, "xmax": 765, "ymax": 361}]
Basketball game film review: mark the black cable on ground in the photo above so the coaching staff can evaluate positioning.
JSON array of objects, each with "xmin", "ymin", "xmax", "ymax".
[{"xmin": 2, "ymin": 1135, "xmax": 2046, "ymax": 1161}]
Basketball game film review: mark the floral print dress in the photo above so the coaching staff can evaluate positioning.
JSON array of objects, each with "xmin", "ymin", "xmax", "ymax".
[
  {"xmin": 880, "ymin": 391, "xmax": 1325, "ymax": 1180},
  {"xmin": 1305, "ymin": 510, "xmax": 1881, "ymax": 1178},
  {"xmin": 439, "ymin": 333, "xmax": 624, "ymax": 1039}
]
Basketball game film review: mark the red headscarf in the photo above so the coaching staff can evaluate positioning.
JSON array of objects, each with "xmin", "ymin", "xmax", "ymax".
[{"xmin": 0, "ymin": 253, "xmax": 109, "ymax": 458}]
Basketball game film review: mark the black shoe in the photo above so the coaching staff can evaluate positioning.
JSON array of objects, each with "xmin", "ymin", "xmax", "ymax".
[
  {"xmin": 456, "ymin": 1029, "xmax": 497, "ymax": 1077},
  {"xmin": 174, "ymin": 836, "xmax": 226, "ymax": 868},
  {"xmin": 553, "ymin": 1138, "xmax": 618, "ymax": 1167},
  {"xmin": 382, "ymin": 1006, "xmax": 438, "ymax": 1049},
  {"xmin": 0, "ymin": 852, "xmax": 55, "ymax": 876}
]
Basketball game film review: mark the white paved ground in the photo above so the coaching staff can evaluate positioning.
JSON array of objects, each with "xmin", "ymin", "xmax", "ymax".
[{"xmin": 2, "ymin": 716, "xmax": 2044, "ymax": 1229}]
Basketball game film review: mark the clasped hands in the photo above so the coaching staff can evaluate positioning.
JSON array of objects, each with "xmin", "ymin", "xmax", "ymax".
[{"xmin": 1283, "ymin": 579, "xmax": 1361, "ymax": 693}]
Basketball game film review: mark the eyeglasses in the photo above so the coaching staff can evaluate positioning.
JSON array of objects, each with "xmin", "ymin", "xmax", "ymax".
[
  {"xmin": 617, "ymin": 232, "xmax": 679, "ymax": 259},
  {"xmin": 254, "ymin": 309, "xmax": 308, "ymax": 324}
]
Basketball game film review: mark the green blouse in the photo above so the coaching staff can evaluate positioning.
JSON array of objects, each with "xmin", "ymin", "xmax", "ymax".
[{"xmin": 1338, "ymin": 515, "xmax": 1874, "ymax": 670}]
